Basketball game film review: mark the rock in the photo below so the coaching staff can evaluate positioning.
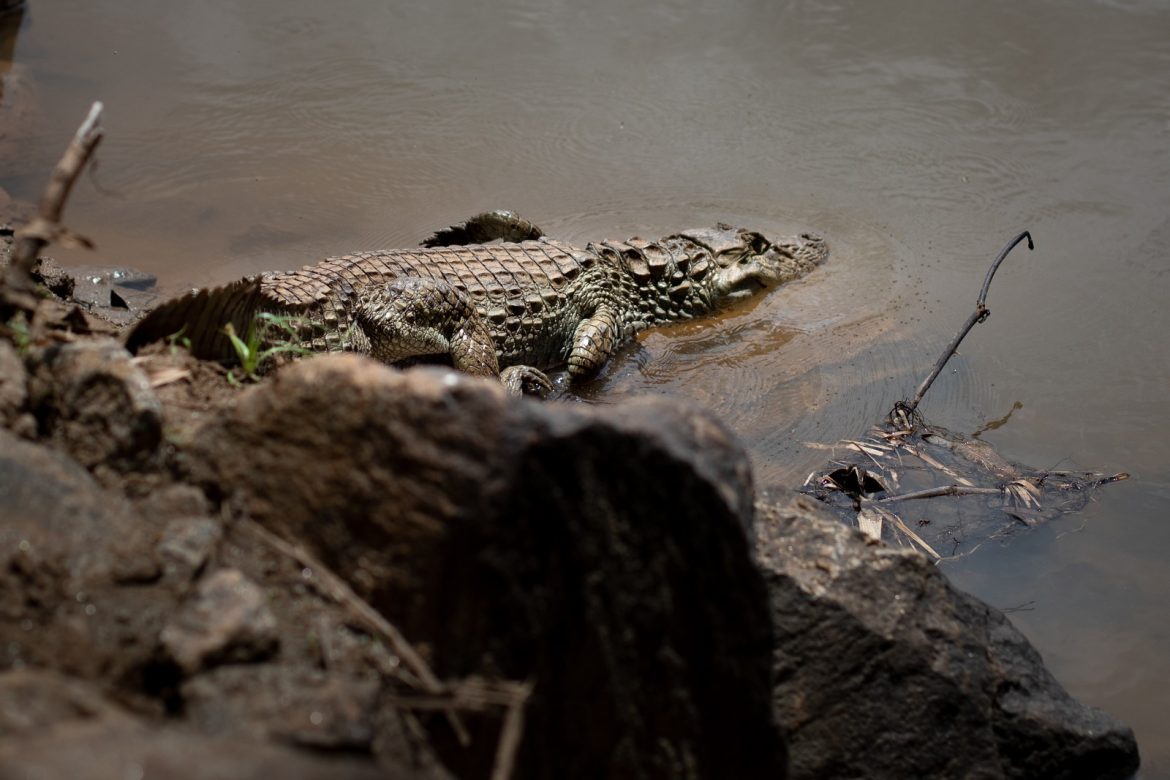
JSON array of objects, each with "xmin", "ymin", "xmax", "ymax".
[
  {"xmin": 0, "ymin": 727, "xmax": 390, "ymax": 780},
  {"xmin": 32, "ymin": 256, "xmax": 76, "ymax": 300},
  {"xmin": 185, "ymin": 355, "xmax": 783, "ymax": 780},
  {"xmin": 0, "ymin": 430, "xmax": 173, "ymax": 683},
  {"xmin": 66, "ymin": 264, "xmax": 159, "ymax": 319},
  {"xmin": 0, "ymin": 428, "xmax": 153, "ymax": 596},
  {"xmin": 155, "ymin": 517, "xmax": 222, "ymax": 583},
  {"xmin": 161, "ymin": 568, "xmax": 279, "ymax": 673},
  {"xmin": 0, "ymin": 671, "xmax": 387, "ymax": 780},
  {"xmin": 0, "ymin": 668, "xmax": 135, "ymax": 736},
  {"xmin": 136, "ymin": 483, "xmax": 213, "ymax": 520},
  {"xmin": 183, "ymin": 665, "xmax": 381, "ymax": 751},
  {"xmin": 35, "ymin": 339, "xmax": 162, "ymax": 469},
  {"xmin": 755, "ymin": 491, "xmax": 1141, "ymax": 780}
]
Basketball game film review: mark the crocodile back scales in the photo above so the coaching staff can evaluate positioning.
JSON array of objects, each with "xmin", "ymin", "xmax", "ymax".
[{"xmin": 127, "ymin": 240, "xmax": 604, "ymax": 368}]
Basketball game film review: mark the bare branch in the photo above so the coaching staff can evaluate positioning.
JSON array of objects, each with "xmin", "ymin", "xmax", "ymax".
[
  {"xmin": 237, "ymin": 518, "xmax": 471, "ymax": 745},
  {"xmin": 2, "ymin": 101, "xmax": 104, "ymax": 312},
  {"xmin": 893, "ymin": 230, "xmax": 1034, "ymax": 423},
  {"xmin": 875, "ymin": 484, "xmax": 1005, "ymax": 503}
]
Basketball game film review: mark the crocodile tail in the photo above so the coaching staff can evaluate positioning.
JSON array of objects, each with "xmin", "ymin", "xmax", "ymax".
[{"xmin": 124, "ymin": 276, "xmax": 266, "ymax": 361}]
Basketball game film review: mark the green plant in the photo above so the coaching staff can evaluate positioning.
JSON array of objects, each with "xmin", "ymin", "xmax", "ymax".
[
  {"xmin": 222, "ymin": 312, "xmax": 310, "ymax": 383},
  {"xmin": 165, "ymin": 325, "xmax": 192, "ymax": 356},
  {"xmin": 4, "ymin": 313, "xmax": 32, "ymax": 356}
]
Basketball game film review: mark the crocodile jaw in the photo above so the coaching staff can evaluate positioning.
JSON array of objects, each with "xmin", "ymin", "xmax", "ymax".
[{"xmin": 713, "ymin": 232, "xmax": 829, "ymax": 300}]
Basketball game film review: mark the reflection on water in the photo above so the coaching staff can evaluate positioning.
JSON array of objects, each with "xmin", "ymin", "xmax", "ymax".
[{"xmin": 5, "ymin": 0, "xmax": 1170, "ymax": 772}]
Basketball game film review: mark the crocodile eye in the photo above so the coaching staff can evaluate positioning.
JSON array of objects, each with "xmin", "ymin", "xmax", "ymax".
[{"xmin": 749, "ymin": 234, "xmax": 770, "ymax": 254}]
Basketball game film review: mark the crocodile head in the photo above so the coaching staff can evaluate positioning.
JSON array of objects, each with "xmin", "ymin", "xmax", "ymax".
[{"xmin": 679, "ymin": 224, "xmax": 828, "ymax": 302}]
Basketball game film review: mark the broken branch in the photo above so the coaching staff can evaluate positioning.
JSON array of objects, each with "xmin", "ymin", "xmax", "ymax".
[
  {"xmin": 876, "ymin": 484, "xmax": 1005, "ymax": 503},
  {"xmin": 2, "ymin": 101, "xmax": 104, "ymax": 313},
  {"xmin": 237, "ymin": 518, "xmax": 472, "ymax": 745},
  {"xmin": 893, "ymin": 230, "xmax": 1034, "ymax": 423}
]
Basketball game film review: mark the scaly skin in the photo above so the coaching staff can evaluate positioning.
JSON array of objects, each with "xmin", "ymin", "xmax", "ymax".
[{"xmin": 125, "ymin": 214, "xmax": 828, "ymax": 394}]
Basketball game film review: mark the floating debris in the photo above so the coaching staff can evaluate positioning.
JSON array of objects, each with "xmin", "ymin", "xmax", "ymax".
[{"xmin": 801, "ymin": 232, "xmax": 1128, "ymax": 560}]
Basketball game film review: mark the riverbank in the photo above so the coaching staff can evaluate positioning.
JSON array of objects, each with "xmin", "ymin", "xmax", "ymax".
[{"xmin": 0, "ymin": 210, "xmax": 1141, "ymax": 776}]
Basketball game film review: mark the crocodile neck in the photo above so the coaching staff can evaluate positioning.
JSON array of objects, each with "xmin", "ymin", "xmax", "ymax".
[{"xmin": 591, "ymin": 235, "xmax": 723, "ymax": 330}]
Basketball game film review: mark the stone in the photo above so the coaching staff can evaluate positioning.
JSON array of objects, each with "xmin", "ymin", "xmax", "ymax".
[
  {"xmin": 32, "ymin": 256, "xmax": 76, "ymax": 301},
  {"xmin": 0, "ymin": 428, "xmax": 152, "ymax": 597},
  {"xmin": 0, "ymin": 668, "xmax": 135, "ymax": 737},
  {"xmin": 136, "ymin": 483, "xmax": 213, "ymax": 520},
  {"xmin": 36, "ymin": 338, "xmax": 162, "ymax": 469},
  {"xmin": 161, "ymin": 568, "xmax": 279, "ymax": 674},
  {"xmin": 185, "ymin": 355, "xmax": 783, "ymax": 779},
  {"xmin": 182, "ymin": 665, "xmax": 380, "ymax": 751},
  {"xmin": 155, "ymin": 518, "xmax": 222, "ymax": 583},
  {"xmin": 0, "ymin": 682, "xmax": 387, "ymax": 780},
  {"xmin": 755, "ymin": 491, "xmax": 1141, "ymax": 780},
  {"xmin": 0, "ymin": 431, "xmax": 175, "ymax": 687}
]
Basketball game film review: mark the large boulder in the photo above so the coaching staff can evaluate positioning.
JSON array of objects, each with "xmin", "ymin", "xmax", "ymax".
[
  {"xmin": 756, "ymin": 491, "xmax": 1140, "ymax": 780},
  {"xmin": 184, "ymin": 355, "xmax": 784, "ymax": 780}
]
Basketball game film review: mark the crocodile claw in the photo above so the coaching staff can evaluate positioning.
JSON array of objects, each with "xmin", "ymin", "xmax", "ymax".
[{"xmin": 501, "ymin": 364, "xmax": 555, "ymax": 399}]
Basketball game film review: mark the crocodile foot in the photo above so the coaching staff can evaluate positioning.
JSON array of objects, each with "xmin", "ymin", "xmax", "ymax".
[{"xmin": 501, "ymin": 364, "xmax": 555, "ymax": 399}]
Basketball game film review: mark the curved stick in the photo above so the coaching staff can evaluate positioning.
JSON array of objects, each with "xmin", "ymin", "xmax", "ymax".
[
  {"xmin": 893, "ymin": 230, "xmax": 1033, "ymax": 422},
  {"xmin": 2, "ymin": 102, "xmax": 104, "ymax": 312}
]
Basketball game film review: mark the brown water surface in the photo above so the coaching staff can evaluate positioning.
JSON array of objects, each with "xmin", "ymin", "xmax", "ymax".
[{"xmin": 4, "ymin": 0, "xmax": 1170, "ymax": 773}]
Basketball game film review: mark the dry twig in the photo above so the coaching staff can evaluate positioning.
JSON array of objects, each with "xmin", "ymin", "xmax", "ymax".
[
  {"xmin": 386, "ymin": 679, "xmax": 533, "ymax": 780},
  {"xmin": 2, "ymin": 101, "xmax": 104, "ymax": 315},
  {"xmin": 236, "ymin": 518, "xmax": 472, "ymax": 745},
  {"xmin": 892, "ymin": 230, "xmax": 1034, "ymax": 426}
]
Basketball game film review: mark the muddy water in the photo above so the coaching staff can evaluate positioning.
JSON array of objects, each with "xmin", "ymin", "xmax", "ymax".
[{"xmin": 5, "ymin": 0, "xmax": 1170, "ymax": 773}]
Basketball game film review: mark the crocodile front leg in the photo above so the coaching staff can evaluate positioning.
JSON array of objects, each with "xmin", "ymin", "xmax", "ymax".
[
  {"xmin": 568, "ymin": 306, "xmax": 622, "ymax": 379},
  {"xmin": 353, "ymin": 278, "xmax": 552, "ymax": 397}
]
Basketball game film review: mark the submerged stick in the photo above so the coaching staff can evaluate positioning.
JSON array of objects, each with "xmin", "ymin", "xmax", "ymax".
[
  {"xmin": 875, "ymin": 484, "xmax": 1006, "ymax": 503},
  {"xmin": 893, "ymin": 231, "xmax": 1034, "ymax": 422},
  {"xmin": 2, "ymin": 101, "xmax": 104, "ymax": 312}
]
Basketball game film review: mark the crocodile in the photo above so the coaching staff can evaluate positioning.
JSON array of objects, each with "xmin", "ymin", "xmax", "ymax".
[{"xmin": 125, "ymin": 211, "xmax": 829, "ymax": 394}]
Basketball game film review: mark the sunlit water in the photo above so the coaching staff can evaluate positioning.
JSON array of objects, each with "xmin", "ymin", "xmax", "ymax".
[{"xmin": 4, "ymin": 0, "xmax": 1169, "ymax": 773}]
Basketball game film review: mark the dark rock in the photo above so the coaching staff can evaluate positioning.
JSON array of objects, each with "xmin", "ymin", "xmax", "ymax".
[
  {"xmin": 35, "ymin": 338, "xmax": 162, "ymax": 469},
  {"xmin": 161, "ymin": 568, "xmax": 279, "ymax": 674},
  {"xmin": 185, "ymin": 355, "xmax": 783, "ymax": 780},
  {"xmin": 755, "ymin": 491, "xmax": 1141, "ymax": 780}
]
